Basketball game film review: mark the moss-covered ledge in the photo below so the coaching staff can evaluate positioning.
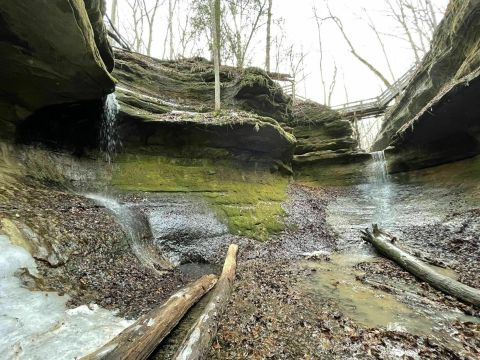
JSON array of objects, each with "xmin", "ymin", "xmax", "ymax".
[{"xmin": 112, "ymin": 154, "xmax": 289, "ymax": 240}]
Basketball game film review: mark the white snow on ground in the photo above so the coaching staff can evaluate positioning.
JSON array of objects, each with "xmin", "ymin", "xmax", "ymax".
[{"xmin": 0, "ymin": 234, "xmax": 133, "ymax": 360}]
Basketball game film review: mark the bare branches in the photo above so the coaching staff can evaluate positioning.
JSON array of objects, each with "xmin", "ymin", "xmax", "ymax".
[
  {"xmin": 223, "ymin": 0, "xmax": 269, "ymax": 68},
  {"xmin": 141, "ymin": 0, "xmax": 163, "ymax": 56},
  {"xmin": 312, "ymin": 5, "xmax": 327, "ymax": 105},
  {"xmin": 362, "ymin": 8, "xmax": 396, "ymax": 82},
  {"xmin": 326, "ymin": 4, "xmax": 392, "ymax": 88}
]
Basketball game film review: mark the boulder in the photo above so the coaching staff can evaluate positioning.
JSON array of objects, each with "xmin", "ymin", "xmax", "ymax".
[
  {"xmin": 0, "ymin": 0, "xmax": 115, "ymax": 139},
  {"xmin": 372, "ymin": 0, "xmax": 480, "ymax": 171}
]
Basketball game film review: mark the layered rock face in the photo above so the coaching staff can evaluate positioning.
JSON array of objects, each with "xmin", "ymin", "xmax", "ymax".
[
  {"xmin": 372, "ymin": 0, "xmax": 480, "ymax": 171},
  {"xmin": 286, "ymin": 101, "xmax": 370, "ymax": 184},
  {"xmin": 0, "ymin": 0, "xmax": 115, "ymax": 139},
  {"xmin": 113, "ymin": 49, "xmax": 295, "ymax": 165}
]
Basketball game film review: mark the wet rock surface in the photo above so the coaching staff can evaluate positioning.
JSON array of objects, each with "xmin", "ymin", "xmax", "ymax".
[{"xmin": 0, "ymin": 178, "xmax": 186, "ymax": 319}]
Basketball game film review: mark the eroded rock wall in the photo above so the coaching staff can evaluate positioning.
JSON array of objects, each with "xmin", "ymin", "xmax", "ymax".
[
  {"xmin": 0, "ymin": 0, "xmax": 115, "ymax": 139},
  {"xmin": 287, "ymin": 101, "xmax": 370, "ymax": 184},
  {"xmin": 112, "ymin": 49, "xmax": 295, "ymax": 166},
  {"xmin": 372, "ymin": 0, "xmax": 480, "ymax": 171}
]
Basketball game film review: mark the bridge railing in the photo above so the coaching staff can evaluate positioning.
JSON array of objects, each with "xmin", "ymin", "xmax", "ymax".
[{"xmin": 332, "ymin": 64, "xmax": 418, "ymax": 117}]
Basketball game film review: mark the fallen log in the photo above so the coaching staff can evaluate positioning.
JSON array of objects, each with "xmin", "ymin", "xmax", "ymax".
[
  {"xmin": 362, "ymin": 225, "xmax": 480, "ymax": 307},
  {"xmin": 81, "ymin": 274, "xmax": 218, "ymax": 360},
  {"xmin": 174, "ymin": 244, "xmax": 239, "ymax": 360}
]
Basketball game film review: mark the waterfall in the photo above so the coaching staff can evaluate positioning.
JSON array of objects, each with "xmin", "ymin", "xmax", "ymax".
[
  {"xmin": 370, "ymin": 150, "xmax": 389, "ymax": 183},
  {"xmin": 100, "ymin": 93, "xmax": 120, "ymax": 163},
  {"xmin": 84, "ymin": 194, "xmax": 173, "ymax": 271}
]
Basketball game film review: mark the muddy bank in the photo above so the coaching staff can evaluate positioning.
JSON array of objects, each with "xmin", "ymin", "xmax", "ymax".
[
  {"xmin": 208, "ymin": 182, "xmax": 480, "ymax": 359},
  {"xmin": 2, "ymin": 153, "xmax": 479, "ymax": 358}
]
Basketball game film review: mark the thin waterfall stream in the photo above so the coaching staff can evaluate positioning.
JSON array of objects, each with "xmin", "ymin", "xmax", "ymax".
[
  {"xmin": 84, "ymin": 194, "xmax": 173, "ymax": 272},
  {"xmin": 370, "ymin": 150, "xmax": 389, "ymax": 183},
  {"xmin": 100, "ymin": 93, "xmax": 120, "ymax": 163}
]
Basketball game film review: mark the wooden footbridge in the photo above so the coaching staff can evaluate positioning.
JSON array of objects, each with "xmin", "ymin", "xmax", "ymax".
[{"xmin": 331, "ymin": 65, "xmax": 417, "ymax": 119}]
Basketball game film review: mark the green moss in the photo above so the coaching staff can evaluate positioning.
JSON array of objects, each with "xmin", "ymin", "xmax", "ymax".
[{"xmin": 112, "ymin": 154, "xmax": 289, "ymax": 240}]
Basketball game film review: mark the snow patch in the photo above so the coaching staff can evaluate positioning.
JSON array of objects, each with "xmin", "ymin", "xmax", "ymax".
[{"xmin": 0, "ymin": 234, "xmax": 133, "ymax": 359}]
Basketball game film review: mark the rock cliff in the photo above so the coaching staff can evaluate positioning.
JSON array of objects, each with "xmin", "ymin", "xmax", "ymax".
[
  {"xmin": 372, "ymin": 0, "xmax": 480, "ymax": 171},
  {"xmin": 113, "ymin": 49, "xmax": 295, "ymax": 166},
  {"xmin": 0, "ymin": 0, "xmax": 115, "ymax": 139},
  {"xmin": 287, "ymin": 101, "xmax": 370, "ymax": 184}
]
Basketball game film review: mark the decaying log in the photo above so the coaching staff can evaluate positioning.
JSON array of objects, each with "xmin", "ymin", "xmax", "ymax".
[
  {"xmin": 174, "ymin": 244, "xmax": 239, "ymax": 360},
  {"xmin": 81, "ymin": 274, "xmax": 218, "ymax": 360},
  {"xmin": 362, "ymin": 225, "xmax": 480, "ymax": 307}
]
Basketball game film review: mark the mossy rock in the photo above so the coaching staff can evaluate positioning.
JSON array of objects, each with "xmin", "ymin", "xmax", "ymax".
[
  {"xmin": 113, "ymin": 49, "xmax": 291, "ymax": 123},
  {"xmin": 373, "ymin": 0, "xmax": 480, "ymax": 153},
  {"xmin": 112, "ymin": 154, "xmax": 289, "ymax": 240}
]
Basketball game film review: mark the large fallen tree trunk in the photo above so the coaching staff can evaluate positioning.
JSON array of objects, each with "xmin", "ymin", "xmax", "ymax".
[
  {"xmin": 81, "ymin": 274, "xmax": 218, "ymax": 360},
  {"xmin": 362, "ymin": 225, "xmax": 480, "ymax": 307},
  {"xmin": 174, "ymin": 244, "xmax": 239, "ymax": 360}
]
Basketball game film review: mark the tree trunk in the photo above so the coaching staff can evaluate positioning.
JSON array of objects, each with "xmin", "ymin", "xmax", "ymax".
[
  {"xmin": 212, "ymin": 0, "xmax": 221, "ymax": 111},
  {"xmin": 313, "ymin": 7, "xmax": 327, "ymax": 105},
  {"xmin": 425, "ymin": 0, "xmax": 438, "ymax": 28},
  {"xmin": 110, "ymin": 0, "xmax": 118, "ymax": 28},
  {"xmin": 364, "ymin": 10, "xmax": 395, "ymax": 82},
  {"xmin": 265, "ymin": 0, "xmax": 273, "ymax": 72},
  {"xmin": 174, "ymin": 244, "xmax": 239, "ymax": 360},
  {"xmin": 168, "ymin": 0, "xmax": 177, "ymax": 59},
  {"xmin": 362, "ymin": 225, "xmax": 480, "ymax": 307},
  {"xmin": 81, "ymin": 274, "xmax": 218, "ymax": 360}
]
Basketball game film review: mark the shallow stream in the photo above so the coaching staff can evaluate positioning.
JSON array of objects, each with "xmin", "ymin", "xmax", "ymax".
[{"xmin": 301, "ymin": 154, "xmax": 480, "ymax": 352}]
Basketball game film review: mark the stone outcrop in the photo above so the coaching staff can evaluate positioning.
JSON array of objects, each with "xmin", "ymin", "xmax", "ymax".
[
  {"xmin": 113, "ymin": 49, "xmax": 291, "ymax": 123},
  {"xmin": 372, "ymin": 0, "xmax": 480, "ymax": 171},
  {"xmin": 286, "ymin": 101, "xmax": 370, "ymax": 184},
  {"xmin": 113, "ymin": 49, "xmax": 295, "ymax": 165},
  {"xmin": 0, "ymin": 0, "xmax": 115, "ymax": 139}
]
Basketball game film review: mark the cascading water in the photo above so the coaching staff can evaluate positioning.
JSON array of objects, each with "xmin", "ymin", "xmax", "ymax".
[
  {"xmin": 100, "ymin": 93, "xmax": 120, "ymax": 163},
  {"xmin": 370, "ymin": 150, "xmax": 389, "ymax": 183},
  {"xmin": 84, "ymin": 194, "xmax": 173, "ymax": 271}
]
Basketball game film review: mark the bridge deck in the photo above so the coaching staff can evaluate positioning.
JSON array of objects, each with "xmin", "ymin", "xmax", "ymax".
[{"xmin": 332, "ymin": 65, "xmax": 417, "ymax": 119}]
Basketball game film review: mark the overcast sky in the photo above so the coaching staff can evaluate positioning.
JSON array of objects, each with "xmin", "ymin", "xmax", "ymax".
[{"xmin": 107, "ymin": 0, "xmax": 448, "ymax": 105}]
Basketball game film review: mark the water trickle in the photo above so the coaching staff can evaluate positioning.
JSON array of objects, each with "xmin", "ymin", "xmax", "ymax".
[
  {"xmin": 370, "ymin": 150, "xmax": 389, "ymax": 183},
  {"xmin": 84, "ymin": 194, "xmax": 173, "ymax": 271},
  {"xmin": 100, "ymin": 93, "xmax": 120, "ymax": 163}
]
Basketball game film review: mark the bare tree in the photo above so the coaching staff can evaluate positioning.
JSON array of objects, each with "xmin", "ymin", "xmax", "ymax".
[
  {"xmin": 362, "ymin": 8, "xmax": 396, "ymax": 82},
  {"xmin": 327, "ymin": 61, "xmax": 337, "ymax": 107},
  {"xmin": 125, "ymin": 0, "xmax": 146, "ymax": 53},
  {"xmin": 285, "ymin": 45, "xmax": 308, "ymax": 102},
  {"xmin": 141, "ymin": 0, "xmax": 162, "ymax": 56},
  {"xmin": 110, "ymin": 0, "xmax": 118, "ymax": 28},
  {"xmin": 265, "ymin": 0, "xmax": 273, "ymax": 72},
  {"xmin": 383, "ymin": 0, "xmax": 445, "ymax": 63},
  {"xmin": 162, "ymin": 0, "xmax": 179, "ymax": 59},
  {"xmin": 177, "ymin": 3, "xmax": 196, "ymax": 58},
  {"xmin": 312, "ymin": 5, "xmax": 328, "ymax": 105},
  {"xmin": 424, "ymin": 0, "xmax": 438, "ymax": 29},
  {"xmin": 386, "ymin": 0, "xmax": 421, "ymax": 63},
  {"xmin": 327, "ymin": 4, "xmax": 392, "ymax": 88},
  {"xmin": 272, "ymin": 18, "xmax": 286, "ymax": 73},
  {"xmin": 212, "ymin": 0, "xmax": 221, "ymax": 111},
  {"xmin": 223, "ymin": 0, "xmax": 268, "ymax": 68}
]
